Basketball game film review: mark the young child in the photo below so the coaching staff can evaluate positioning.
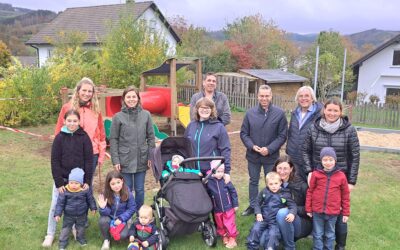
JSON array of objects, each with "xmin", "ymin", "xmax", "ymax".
[
  {"xmin": 247, "ymin": 172, "xmax": 297, "ymax": 250},
  {"xmin": 54, "ymin": 168, "xmax": 97, "ymax": 249},
  {"xmin": 161, "ymin": 154, "xmax": 201, "ymax": 180},
  {"xmin": 42, "ymin": 109, "xmax": 93, "ymax": 247},
  {"xmin": 206, "ymin": 160, "xmax": 239, "ymax": 248},
  {"xmin": 98, "ymin": 170, "xmax": 137, "ymax": 250},
  {"xmin": 306, "ymin": 147, "xmax": 350, "ymax": 250},
  {"xmin": 127, "ymin": 204, "xmax": 159, "ymax": 250}
]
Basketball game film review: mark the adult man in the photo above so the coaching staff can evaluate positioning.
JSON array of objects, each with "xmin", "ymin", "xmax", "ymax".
[
  {"xmin": 240, "ymin": 85, "xmax": 288, "ymax": 216},
  {"xmin": 286, "ymin": 86, "xmax": 322, "ymax": 182},
  {"xmin": 190, "ymin": 72, "xmax": 231, "ymax": 126}
]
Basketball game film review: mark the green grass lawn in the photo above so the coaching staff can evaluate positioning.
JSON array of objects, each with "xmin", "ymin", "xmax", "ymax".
[{"xmin": 0, "ymin": 126, "xmax": 399, "ymax": 249}]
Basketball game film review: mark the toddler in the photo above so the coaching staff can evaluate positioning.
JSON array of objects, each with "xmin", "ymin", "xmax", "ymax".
[{"xmin": 127, "ymin": 204, "xmax": 159, "ymax": 250}]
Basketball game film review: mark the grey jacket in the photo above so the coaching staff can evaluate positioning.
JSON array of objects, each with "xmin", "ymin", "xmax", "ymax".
[
  {"xmin": 190, "ymin": 91, "xmax": 231, "ymax": 125},
  {"xmin": 110, "ymin": 105, "xmax": 156, "ymax": 173}
]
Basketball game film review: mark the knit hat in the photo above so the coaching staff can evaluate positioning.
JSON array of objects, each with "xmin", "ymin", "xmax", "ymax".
[
  {"xmin": 210, "ymin": 160, "xmax": 224, "ymax": 170},
  {"xmin": 69, "ymin": 168, "xmax": 84, "ymax": 184},
  {"xmin": 320, "ymin": 147, "xmax": 337, "ymax": 161},
  {"xmin": 127, "ymin": 242, "xmax": 140, "ymax": 250},
  {"xmin": 172, "ymin": 155, "xmax": 184, "ymax": 164}
]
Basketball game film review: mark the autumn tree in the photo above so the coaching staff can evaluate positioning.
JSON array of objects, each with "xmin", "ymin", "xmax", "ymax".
[
  {"xmin": 224, "ymin": 14, "xmax": 298, "ymax": 70},
  {"xmin": 0, "ymin": 40, "xmax": 12, "ymax": 68},
  {"xmin": 99, "ymin": 14, "xmax": 168, "ymax": 88}
]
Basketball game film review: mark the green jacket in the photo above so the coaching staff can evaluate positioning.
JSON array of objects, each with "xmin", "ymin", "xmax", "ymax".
[{"xmin": 110, "ymin": 105, "xmax": 155, "ymax": 173}]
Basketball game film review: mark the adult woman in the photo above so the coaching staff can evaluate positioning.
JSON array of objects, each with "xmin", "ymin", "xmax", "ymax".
[
  {"xmin": 286, "ymin": 86, "xmax": 322, "ymax": 182},
  {"xmin": 260, "ymin": 155, "xmax": 312, "ymax": 250},
  {"xmin": 184, "ymin": 97, "xmax": 231, "ymax": 180},
  {"xmin": 302, "ymin": 98, "xmax": 360, "ymax": 250},
  {"xmin": 109, "ymin": 86, "xmax": 155, "ymax": 210},
  {"xmin": 42, "ymin": 77, "xmax": 106, "ymax": 247}
]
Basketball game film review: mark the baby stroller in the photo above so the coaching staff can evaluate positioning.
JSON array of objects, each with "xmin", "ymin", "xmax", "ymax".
[{"xmin": 151, "ymin": 137, "xmax": 223, "ymax": 250}]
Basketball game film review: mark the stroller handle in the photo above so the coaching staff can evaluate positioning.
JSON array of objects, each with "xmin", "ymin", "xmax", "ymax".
[{"xmin": 180, "ymin": 156, "xmax": 225, "ymax": 165}]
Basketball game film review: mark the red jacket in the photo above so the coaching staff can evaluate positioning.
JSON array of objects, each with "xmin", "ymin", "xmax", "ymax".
[
  {"xmin": 306, "ymin": 167, "xmax": 350, "ymax": 216},
  {"xmin": 55, "ymin": 102, "xmax": 106, "ymax": 165}
]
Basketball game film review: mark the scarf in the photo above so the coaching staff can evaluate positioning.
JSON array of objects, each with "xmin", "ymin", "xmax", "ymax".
[{"xmin": 319, "ymin": 118, "xmax": 342, "ymax": 134}]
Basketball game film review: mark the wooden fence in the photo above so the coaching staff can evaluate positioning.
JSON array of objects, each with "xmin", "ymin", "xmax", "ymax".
[
  {"xmin": 346, "ymin": 102, "xmax": 400, "ymax": 129},
  {"xmin": 178, "ymin": 86, "xmax": 400, "ymax": 129}
]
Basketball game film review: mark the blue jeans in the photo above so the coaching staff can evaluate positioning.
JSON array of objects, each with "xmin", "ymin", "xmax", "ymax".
[
  {"xmin": 91, "ymin": 154, "xmax": 99, "ymax": 185},
  {"xmin": 274, "ymin": 208, "xmax": 313, "ymax": 250},
  {"xmin": 248, "ymin": 161, "xmax": 273, "ymax": 208},
  {"xmin": 46, "ymin": 184, "xmax": 59, "ymax": 236},
  {"xmin": 312, "ymin": 213, "xmax": 338, "ymax": 250},
  {"xmin": 121, "ymin": 171, "xmax": 146, "ymax": 210}
]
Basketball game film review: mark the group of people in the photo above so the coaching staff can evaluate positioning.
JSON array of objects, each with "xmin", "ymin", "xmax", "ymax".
[{"xmin": 41, "ymin": 72, "xmax": 360, "ymax": 250}]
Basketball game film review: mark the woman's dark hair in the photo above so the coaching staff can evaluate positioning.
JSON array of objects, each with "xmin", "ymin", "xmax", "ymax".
[
  {"xmin": 121, "ymin": 86, "xmax": 141, "ymax": 107},
  {"xmin": 322, "ymin": 97, "xmax": 343, "ymax": 118},
  {"xmin": 63, "ymin": 109, "xmax": 80, "ymax": 120},
  {"xmin": 103, "ymin": 170, "xmax": 130, "ymax": 206},
  {"xmin": 272, "ymin": 155, "xmax": 296, "ymax": 182}
]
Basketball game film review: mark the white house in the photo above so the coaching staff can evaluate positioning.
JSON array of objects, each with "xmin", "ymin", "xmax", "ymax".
[
  {"xmin": 25, "ymin": 1, "xmax": 180, "ymax": 67},
  {"xmin": 352, "ymin": 34, "xmax": 400, "ymax": 103}
]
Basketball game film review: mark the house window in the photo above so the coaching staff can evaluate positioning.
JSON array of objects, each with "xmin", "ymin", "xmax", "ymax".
[
  {"xmin": 393, "ymin": 50, "xmax": 400, "ymax": 66},
  {"xmin": 386, "ymin": 88, "xmax": 400, "ymax": 96}
]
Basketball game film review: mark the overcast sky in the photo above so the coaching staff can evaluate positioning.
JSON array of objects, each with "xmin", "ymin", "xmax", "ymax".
[{"xmin": 2, "ymin": 0, "xmax": 400, "ymax": 34}]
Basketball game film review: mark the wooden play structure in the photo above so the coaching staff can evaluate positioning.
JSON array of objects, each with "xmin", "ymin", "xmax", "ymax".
[{"xmin": 61, "ymin": 57, "xmax": 202, "ymax": 139}]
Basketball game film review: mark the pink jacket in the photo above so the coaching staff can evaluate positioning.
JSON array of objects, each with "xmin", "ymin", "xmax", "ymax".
[{"xmin": 55, "ymin": 102, "xmax": 106, "ymax": 165}]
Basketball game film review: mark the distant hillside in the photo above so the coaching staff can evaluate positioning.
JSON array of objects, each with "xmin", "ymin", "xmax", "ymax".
[
  {"xmin": 346, "ymin": 29, "xmax": 400, "ymax": 48},
  {"xmin": 0, "ymin": 2, "xmax": 56, "ymax": 56},
  {"xmin": 206, "ymin": 30, "xmax": 227, "ymax": 41}
]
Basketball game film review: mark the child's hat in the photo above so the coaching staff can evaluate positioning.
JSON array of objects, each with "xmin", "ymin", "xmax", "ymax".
[
  {"xmin": 210, "ymin": 159, "xmax": 224, "ymax": 170},
  {"xmin": 172, "ymin": 154, "xmax": 184, "ymax": 163},
  {"xmin": 69, "ymin": 168, "xmax": 84, "ymax": 184},
  {"xmin": 320, "ymin": 147, "xmax": 337, "ymax": 161}
]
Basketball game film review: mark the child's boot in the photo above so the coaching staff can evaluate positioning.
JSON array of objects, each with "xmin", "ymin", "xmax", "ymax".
[
  {"xmin": 222, "ymin": 235, "xmax": 229, "ymax": 245},
  {"xmin": 42, "ymin": 235, "xmax": 54, "ymax": 247},
  {"xmin": 226, "ymin": 237, "xmax": 237, "ymax": 248}
]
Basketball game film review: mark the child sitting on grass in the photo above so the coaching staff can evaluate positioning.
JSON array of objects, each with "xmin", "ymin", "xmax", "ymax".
[
  {"xmin": 54, "ymin": 168, "xmax": 97, "ymax": 250},
  {"xmin": 127, "ymin": 204, "xmax": 159, "ymax": 250},
  {"xmin": 306, "ymin": 147, "xmax": 350, "ymax": 250},
  {"xmin": 247, "ymin": 172, "xmax": 297, "ymax": 250},
  {"xmin": 206, "ymin": 160, "xmax": 239, "ymax": 248}
]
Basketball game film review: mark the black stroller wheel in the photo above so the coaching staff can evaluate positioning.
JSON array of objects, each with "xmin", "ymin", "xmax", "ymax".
[
  {"xmin": 158, "ymin": 229, "xmax": 168, "ymax": 250},
  {"xmin": 202, "ymin": 221, "xmax": 217, "ymax": 247}
]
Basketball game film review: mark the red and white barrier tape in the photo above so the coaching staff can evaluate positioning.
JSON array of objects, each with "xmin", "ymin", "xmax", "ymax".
[{"xmin": 0, "ymin": 125, "xmax": 111, "ymax": 159}]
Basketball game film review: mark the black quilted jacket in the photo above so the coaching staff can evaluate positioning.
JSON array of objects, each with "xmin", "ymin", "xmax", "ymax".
[{"xmin": 302, "ymin": 116, "xmax": 360, "ymax": 185}]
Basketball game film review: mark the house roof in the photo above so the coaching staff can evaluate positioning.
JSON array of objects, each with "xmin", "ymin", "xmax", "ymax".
[
  {"xmin": 352, "ymin": 34, "xmax": 400, "ymax": 68},
  {"xmin": 26, "ymin": 1, "xmax": 180, "ymax": 46},
  {"xmin": 239, "ymin": 69, "xmax": 308, "ymax": 83}
]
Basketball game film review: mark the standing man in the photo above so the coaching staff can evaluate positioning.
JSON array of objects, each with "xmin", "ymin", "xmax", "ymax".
[
  {"xmin": 190, "ymin": 72, "xmax": 231, "ymax": 126},
  {"xmin": 240, "ymin": 85, "xmax": 288, "ymax": 216},
  {"xmin": 286, "ymin": 86, "xmax": 322, "ymax": 182}
]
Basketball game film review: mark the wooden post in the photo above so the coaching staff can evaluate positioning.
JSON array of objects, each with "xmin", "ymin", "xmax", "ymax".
[
  {"xmin": 195, "ymin": 59, "xmax": 202, "ymax": 91},
  {"xmin": 170, "ymin": 58, "xmax": 177, "ymax": 136},
  {"xmin": 60, "ymin": 87, "xmax": 69, "ymax": 104},
  {"xmin": 140, "ymin": 75, "xmax": 146, "ymax": 91}
]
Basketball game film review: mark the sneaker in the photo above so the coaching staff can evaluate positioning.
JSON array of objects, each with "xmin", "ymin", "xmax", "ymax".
[
  {"xmin": 78, "ymin": 239, "xmax": 87, "ymax": 246},
  {"xmin": 226, "ymin": 237, "xmax": 237, "ymax": 249},
  {"xmin": 42, "ymin": 235, "xmax": 54, "ymax": 247},
  {"xmin": 222, "ymin": 236, "xmax": 229, "ymax": 245},
  {"xmin": 101, "ymin": 239, "xmax": 110, "ymax": 250}
]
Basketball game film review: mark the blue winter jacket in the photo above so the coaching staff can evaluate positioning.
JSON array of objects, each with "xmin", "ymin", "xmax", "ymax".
[
  {"xmin": 184, "ymin": 118, "xmax": 231, "ymax": 174},
  {"xmin": 255, "ymin": 187, "xmax": 297, "ymax": 225},
  {"xmin": 206, "ymin": 177, "xmax": 239, "ymax": 213},
  {"xmin": 240, "ymin": 104, "xmax": 287, "ymax": 164},
  {"xmin": 54, "ymin": 186, "xmax": 97, "ymax": 217},
  {"xmin": 99, "ymin": 191, "xmax": 136, "ymax": 223},
  {"xmin": 286, "ymin": 102, "xmax": 322, "ymax": 164}
]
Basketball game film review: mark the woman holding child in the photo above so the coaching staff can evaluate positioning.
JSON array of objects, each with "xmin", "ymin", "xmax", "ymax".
[{"xmin": 302, "ymin": 98, "xmax": 360, "ymax": 250}]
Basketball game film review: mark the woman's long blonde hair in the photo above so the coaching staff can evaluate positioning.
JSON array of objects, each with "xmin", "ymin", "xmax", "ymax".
[{"xmin": 70, "ymin": 77, "xmax": 101, "ymax": 115}]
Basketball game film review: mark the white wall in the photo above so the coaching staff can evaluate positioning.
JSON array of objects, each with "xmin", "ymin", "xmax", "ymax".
[
  {"xmin": 139, "ymin": 8, "xmax": 177, "ymax": 56},
  {"xmin": 357, "ymin": 43, "xmax": 400, "ymax": 103},
  {"xmin": 36, "ymin": 46, "xmax": 52, "ymax": 67}
]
